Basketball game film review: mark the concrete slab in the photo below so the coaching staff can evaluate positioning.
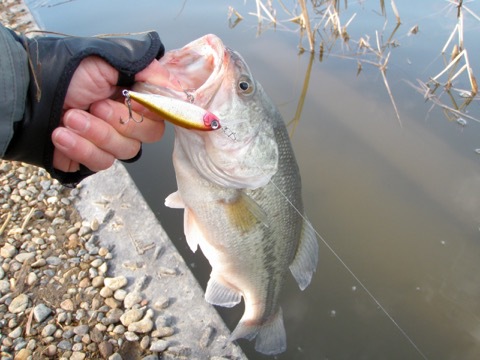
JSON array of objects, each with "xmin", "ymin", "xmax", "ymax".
[{"xmin": 76, "ymin": 161, "xmax": 246, "ymax": 359}]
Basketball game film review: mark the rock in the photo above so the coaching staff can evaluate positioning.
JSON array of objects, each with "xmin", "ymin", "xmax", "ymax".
[
  {"xmin": 13, "ymin": 348, "xmax": 31, "ymax": 360},
  {"xmin": 26, "ymin": 272, "xmax": 38, "ymax": 285},
  {"xmin": 123, "ymin": 291, "xmax": 142, "ymax": 309},
  {"xmin": 60, "ymin": 299, "xmax": 75, "ymax": 311},
  {"xmin": 57, "ymin": 339, "xmax": 72, "ymax": 351},
  {"xmin": 153, "ymin": 297, "xmax": 170, "ymax": 310},
  {"xmin": 91, "ymin": 276, "xmax": 104, "ymax": 288},
  {"xmin": 140, "ymin": 335, "xmax": 150, "ymax": 350},
  {"xmin": 8, "ymin": 294, "xmax": 29, "ymax": 313},
  {"xmin": 99, "ymin": 286, "xmax": 113, "ymax": 298},
  {"xmin": 43, "ymin": 344, "xmax": 57, "ymax": 357},
  {"xmin": 104, "ymin": 308, "xmax": 123, "ymax": 325},
  {"xmin": 33, "ymin": 303, "xmax": 52, "ymax": 323},
  {"xmin": 14, "ymin": 252, "xmax": 35, "ymax": 263},
  {"xmin": 128, "ymin": 310, "xmax": 154, "ymax": 334},
  {"xmin": 124, "ymin": 331, "xmax": 139, "ymax": 341},
  {"xmin": 70, "ymin": 352, "xmax": 86, "ymax": 360},
  {"xmin": 152, "ymin": 327, "xmax": 175, "ymax": 338},
  {"xmin": 108, "ymin": 353, "xmax": 123, "ymax": 360},
  {"xmin": 0, "ymin": 279, "xmax": 10, "ymax": 294},
  {"xmin": 104, "ymin": 297, "xmax": 120, "ymax": 309},
  {"xmin": 46, "ymin": 256, "xmax": 62, "ymax": 266},
  {"xmin": 120, "ymin": 308, "xmax": 144, "ymax": 327},
  {"xmin": 8, "ymin": 326, "xmax": 22, "ymax": 339},
  {"xmin": 90, "ymin": 258, "xmax": 103, "ymax": 268},
  {"xmin": 104, "ymin": 276, "xmax": 127, "ymax": 291},
  {"xmin": 113, "ymin": 289, "xmax": 127, "ymax": 301},
  {"xmin": 0, "ymin": 267, "xmax": 4, "ymax": 279},
  {"xmin": 42, "ymin": 324, "xmax": 57, "ymax": 337},
  {"xmin": 142, "ymin": 356, "xmax": 158, "ymax": 360},
  {"xmin": 98, "ymin": 341, "xmax": 113, "ymax": 358},
  {"xmin": 98, "ymin": 247, "xmax": 109, "ymax": 257},
  {"xmin": 112, "ymin": 324, "xmax": 125, "ymax": 335},
  {"xmin": 73, "ymin": 324, "xmax": 89, "ymax": 336},
  {"xmin": 149, "ymin": 339, "xmax": 169, "ymax": 352},
  {"xmin": 89, "ymin": 327, "xmax": 103, "ymax": 343},
  {"xmin": 1, "ymin": 243, "xmax": 17, "ymax": 258},
  {"xmin": 31, "ymin": 258, "xmax": 47, "ymax": 268}
]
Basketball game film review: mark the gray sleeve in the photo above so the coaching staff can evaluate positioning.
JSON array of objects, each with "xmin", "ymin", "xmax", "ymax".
[{"xmin": 0, "ymin": 25, "xmax": 29, "ymax": 157}]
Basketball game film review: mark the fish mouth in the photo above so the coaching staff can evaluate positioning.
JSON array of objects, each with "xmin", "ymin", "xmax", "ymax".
[{"xmin": 134, "ymin": 34, "xmax": 230, "ymax": 108}]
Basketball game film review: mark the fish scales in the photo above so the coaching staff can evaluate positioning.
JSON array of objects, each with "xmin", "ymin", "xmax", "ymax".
[{"xmin": 134, "ymin": 34, "xmax": 318, "ymax": 355}]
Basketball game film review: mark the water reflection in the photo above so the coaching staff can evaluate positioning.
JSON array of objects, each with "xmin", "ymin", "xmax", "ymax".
[{"xmin": 25, "ymin": 0, "xmax": 480, "ymax": 359}]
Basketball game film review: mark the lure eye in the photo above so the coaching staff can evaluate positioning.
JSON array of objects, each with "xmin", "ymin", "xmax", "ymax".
[
  {"xmin": 238, "ymin": 76, "xmax": 254, "ymax": 95},
  {"xmin": 210, "ymin": 120, "xmax": 220, "ymax": 130},
  {"xmin": 203, "ymin": 112, "xmax": 221, "ymax": 130}
]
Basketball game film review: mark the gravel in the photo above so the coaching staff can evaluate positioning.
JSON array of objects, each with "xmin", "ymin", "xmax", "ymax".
[{"xmin": 0, "ymin": 161, "xmax": 176, "ymax": 359}]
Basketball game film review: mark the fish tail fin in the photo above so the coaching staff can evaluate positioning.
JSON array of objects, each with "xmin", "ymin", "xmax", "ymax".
[{"xmin": 230, "ymin": 308, "xmax": 286, "ymax": 355}]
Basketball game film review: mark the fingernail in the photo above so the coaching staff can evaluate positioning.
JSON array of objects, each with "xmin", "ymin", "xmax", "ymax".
[
  {"xmin": 54, "ymin": 128, "xmax": 76, "ymax": 149},
  {"xmin": 65, "ymin": 111, "xmax": 89, "ymax": 133}
]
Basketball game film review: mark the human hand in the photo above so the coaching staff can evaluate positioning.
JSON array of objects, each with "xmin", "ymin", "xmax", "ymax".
[{"xmin": 51, "ymin": 56, "xmax": 169, "ymax": 173}]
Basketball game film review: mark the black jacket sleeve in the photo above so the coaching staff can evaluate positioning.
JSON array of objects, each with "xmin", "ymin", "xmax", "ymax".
[{"xmin": 3, "ymin": 31, "xmax": 164, "ymax": 186}]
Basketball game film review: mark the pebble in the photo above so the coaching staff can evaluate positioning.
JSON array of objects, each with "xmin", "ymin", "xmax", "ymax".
[
  {"xmin": 124, "ymin": 291, "xmax": 142, "ymax": 309},
  {"xmin": 99, "ymin": 341, "xmax": 113, "ymax": 358},
  {"xmin": 0, "ymin": 279, "xmax": 10, "ymax": 294},
  {"xmin": 149, "ymin": 339, "xmax": 169, "ymax": 352},
  {"xmin": 42, "ymin": 324, "xmax": 57, "ymax": 337},
  {"xmin": 120, "ymin": 308, "xmax": 144, "ymax": 326},
  {"xmin": 1, "ymin": 243, "xmax": 17, "ymax": 258},
  {"xmin": 60, "ymin": 299, "xmax": 75, "ymax": 312},
  {"xmin": 33, "ymin": 303, "xmax": 52, "ymax": 323},
  {"xmin": 8, "ymin": 294, "xmax": 29, "ymax": 314},
  {"xmin": 104, "ymin": 276, "xmax": 128, "ymax": 291},
  {"xmin": 128, "ymin": 309, "xmax": 154, "ymax": 333}
]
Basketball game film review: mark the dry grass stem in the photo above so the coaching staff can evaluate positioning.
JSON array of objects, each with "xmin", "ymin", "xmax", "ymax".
[{"xmin": 0, "ymin": 212, "xmax": 12, "ymax": 235}]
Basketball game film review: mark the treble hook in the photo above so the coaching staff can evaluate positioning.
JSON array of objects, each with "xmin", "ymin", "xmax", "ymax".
[
  {"xmin": 184, "ymin": 90, "xmax": 195, "ymax": 103},
  {"xmin": 120, "ymin": 90, "xmax": 144, "ymax": 124}
]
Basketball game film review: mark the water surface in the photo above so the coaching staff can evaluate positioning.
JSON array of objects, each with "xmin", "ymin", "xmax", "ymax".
[{"xmin": 26, "ymin": 1, "xmax": 480, "ymax": 359}]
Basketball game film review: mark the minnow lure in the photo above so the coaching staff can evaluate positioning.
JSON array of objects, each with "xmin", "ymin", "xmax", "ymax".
[{"xmin": 121, "ymin": 90, "xmax": 221, "ymax": 131}]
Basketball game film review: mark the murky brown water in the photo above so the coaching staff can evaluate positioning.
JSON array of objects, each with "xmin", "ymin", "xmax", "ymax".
[{"xmin": 27, "ymin": 0, "xmax": 480, "ymax": 359}]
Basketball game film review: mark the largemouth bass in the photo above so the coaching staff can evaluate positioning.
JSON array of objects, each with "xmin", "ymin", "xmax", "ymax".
[{"xmin": 134, "ymin": 34, "xmax": 318, "ymax": 355}]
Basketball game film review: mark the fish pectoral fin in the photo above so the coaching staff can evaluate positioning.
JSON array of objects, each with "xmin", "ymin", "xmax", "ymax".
[
  {"xmin": 205, "ymin": 277, "xmax": 241, "ymax": 307},
  {"xmin": 184, "ymin": 208, "xmax": 202, "ymax": 253},
  {"xmin": 239, "ymin": 191, "xmax": 269, "ymax": 227},
  {"xmin": 289, "ymin": 218, "xmax": 319, "ymax": 291},
  {"xmin": 224, "ymin": 191, "xmax": 269, "ymax": 233},
  {"xmin": 230, "ymin": 308, "xmax": 286, "ymax": 356},
  {"xmin": 165, "ymin": 191, "xmax": 185, "ymax": 209}
]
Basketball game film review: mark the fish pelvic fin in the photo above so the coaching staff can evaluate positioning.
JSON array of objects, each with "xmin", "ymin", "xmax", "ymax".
[
  {"xmin": 184, "ymin": 208, "xmax": 201, "ymax": 253},
  {"xmin": 230, "ymin": 307, "xmax": 287, "ymax": 355},
  {"xmin": 165, "ymin": 191, "xmax": 185, "ymax": 208},
  {"xmin": 205, "ymin": 277, "xmax": 241, "ymax": 307},
  {"xmin": 289, "ymin": 218, "xmax": 319, "ymax": 290}
]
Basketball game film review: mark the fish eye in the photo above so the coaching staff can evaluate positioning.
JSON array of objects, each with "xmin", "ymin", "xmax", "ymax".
[{"xmin": 237, "ymin": 76, "xmax": 254, "ymax": 95}]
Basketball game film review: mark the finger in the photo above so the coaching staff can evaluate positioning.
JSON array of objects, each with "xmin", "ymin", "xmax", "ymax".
[
  {"xmin": 53, "ymin": 148, "xmax": 81, "ymax": 173},
  {"xmin": 135, "ymin": 59, "xmax": 172, "ymax": 86},
  {"xmin": 90, "ymin": 99, "xmax": 165, "ymax": 143},
  {"xmin": 62, "ymin": 109, "xmax": 142, "ymax": 160},
  {"xmin": 52, "ymin": 127, "xmax": 116, "ymax": 172}
]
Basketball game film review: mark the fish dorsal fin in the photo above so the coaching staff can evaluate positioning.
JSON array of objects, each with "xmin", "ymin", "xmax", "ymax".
[
  {"xmin": 184, "ymin": 208, "xmax": 202, "ymax": 253},
  {"xmin": 289, "ymin": 218, "xmax": 319, "ymax": 291},
  {"xmin": 205, "ymin": 277, "xmax": 241, "ymax": 308},
  {"xmin": 165, "ymin": 191, "xmax": 185, "ymax": 209}
]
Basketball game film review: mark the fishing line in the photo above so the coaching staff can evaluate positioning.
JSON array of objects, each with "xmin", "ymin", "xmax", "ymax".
[{"xmin": 268, "ymin": 179, "xmax": 429, "ymax": 360}]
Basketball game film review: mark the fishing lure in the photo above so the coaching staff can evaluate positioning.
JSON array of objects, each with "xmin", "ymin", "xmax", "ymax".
[{"xmin": 121, "ymin": 90, "xmax": 221, "ymax": 131}]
